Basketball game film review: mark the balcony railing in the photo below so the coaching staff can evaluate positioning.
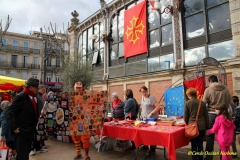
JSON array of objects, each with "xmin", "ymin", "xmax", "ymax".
[
  {"xmin": 1, "ymin": 45, "xmax": 40, "ymax": 54},
  {"xmin": 0, "ymin": 61, "xmax": 40, "ymax": 69},
  {"xmin": 46, "ymin": 65, "xmax": 61, "ymax": 70},
  {"xmin": 46, "ymin": 48, "xmax": 69, "ymax": 55}
]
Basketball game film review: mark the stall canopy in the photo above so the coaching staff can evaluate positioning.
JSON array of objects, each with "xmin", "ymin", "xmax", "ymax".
[{"xmin": 0, "ymin": 76, "xmax": 26, "ymax": 92}]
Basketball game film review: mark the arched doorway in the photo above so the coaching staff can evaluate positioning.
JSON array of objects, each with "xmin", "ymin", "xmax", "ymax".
[
  {"xmin": 159, "ymin": 57, "xmax": 227, "ymax": 114},
  {"xmin": 191, "ymin": 57, "xmax": 227, "ymax": 86}
]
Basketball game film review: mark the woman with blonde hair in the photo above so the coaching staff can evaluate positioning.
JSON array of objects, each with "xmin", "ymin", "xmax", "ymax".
[{"xmin": 184, "ymin": 88, "xmax": 209, "ymax": 160}]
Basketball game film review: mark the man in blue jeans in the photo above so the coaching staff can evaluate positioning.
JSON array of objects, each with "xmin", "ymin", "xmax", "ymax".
[{"xmin": 203, "ymin": 75, "xmax": 235, "ymax": 160}]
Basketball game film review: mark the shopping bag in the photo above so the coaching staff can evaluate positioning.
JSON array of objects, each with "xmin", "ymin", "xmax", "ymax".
[
  {"xmin": 0, "ymin": 142, "xmax": 9, "ymax": 160},
  {"xmin": 185, "ymin": 121, "xmax": 199, "ymax": 139},
  {"xmin": 185, "ymin": 101, "xmax": 202, "ymax": 139},
  {"xmin": 0, "ymin": 149, "xmax": 7, "ymax": 160}
]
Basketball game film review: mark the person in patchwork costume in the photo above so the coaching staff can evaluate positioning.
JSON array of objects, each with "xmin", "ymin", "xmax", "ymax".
[{"xmin": 71, "ymin": 82, "xmax": 91, "ymax": 160}]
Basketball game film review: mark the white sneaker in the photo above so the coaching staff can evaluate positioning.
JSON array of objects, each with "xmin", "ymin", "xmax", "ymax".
[
  {"xmin": 12, "ymin": 155, "xmax": 17, "ymax": 160},
  {"xmin": 36, "ymin": 148, "xmax": 48, "ymax": 153},
  {"xmin": 29, "ymin": 150, "xmax": 35, "ymax": 156},
  {"xmin": 41, "ymin": 148, "xmax": 48, "ymax": 152}
]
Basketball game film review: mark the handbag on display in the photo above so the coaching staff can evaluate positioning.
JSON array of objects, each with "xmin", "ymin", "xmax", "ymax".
[
  {"xmin": 185, "ymin": 100, "xmax": 202, "ymax": 139},
  {"xmin": 0, "ymin": 142, "xmax": 12, "ymax": 160}
]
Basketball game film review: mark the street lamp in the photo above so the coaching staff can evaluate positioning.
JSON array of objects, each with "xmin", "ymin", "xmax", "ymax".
[
  {"xmin": 152, "ymin": 0, "xmax": 181, "ymax": 15},
  {"xmin": 92, "ymin": 30, "xmax": 112, "ymax": 43},
  {"xmin": 43, "ymin": 40, "xmax": 47, "ymax": 85}
]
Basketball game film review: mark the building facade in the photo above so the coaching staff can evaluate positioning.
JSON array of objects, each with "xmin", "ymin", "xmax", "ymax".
[
  {"xmin": 69, "ymin": 0, "xmax": 240, "ymax": 103},
  {"xmin": 0, "ymin": 32, "xmax": 43, "ymax": 80},
  {"xmin": 0, "ymin": 31, "xmax": 69, "ymax": 89}
]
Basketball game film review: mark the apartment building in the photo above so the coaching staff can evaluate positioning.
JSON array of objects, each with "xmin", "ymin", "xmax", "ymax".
[
  {"xmin": 0, "ymin": 32, "xmax": 43, "ymax": 80},
  {"xmin": 31, "ymin": 31, "xmax": 69, "ymax": 91},
  {"xmin": 0, "ymin": 31, "xmax": 69, "ymax": 90}
]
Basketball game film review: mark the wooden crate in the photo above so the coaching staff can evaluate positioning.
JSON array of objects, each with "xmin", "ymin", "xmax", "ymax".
[{"xmin": 156, "ymin": 120, "xmax": 175, "ymax": 126}]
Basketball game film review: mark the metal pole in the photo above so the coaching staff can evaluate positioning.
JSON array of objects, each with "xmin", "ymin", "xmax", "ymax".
[{"xmin": 44, "ymin": 40, "xmax": 47, "ymax": 85}]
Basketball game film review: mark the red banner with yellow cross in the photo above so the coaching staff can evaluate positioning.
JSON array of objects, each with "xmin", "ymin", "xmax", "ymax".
[
  {"xmin": 124, "ymin": 0, "xmax": 148, "ymax": 58},
  {"xmin": 184, "ymin": 77, "xmax": 205, "ymax": 100}
]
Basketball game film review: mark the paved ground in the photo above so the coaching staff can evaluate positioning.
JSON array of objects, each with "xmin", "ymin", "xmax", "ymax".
[{"xmin": 29, "ymin": 137, "xmax": 240, "ymax": 160}]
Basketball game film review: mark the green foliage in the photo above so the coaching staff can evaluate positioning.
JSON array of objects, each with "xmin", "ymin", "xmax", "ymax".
[{"xmin": 60, "ymin": 58, "xmax": 94, "ymax": 92}]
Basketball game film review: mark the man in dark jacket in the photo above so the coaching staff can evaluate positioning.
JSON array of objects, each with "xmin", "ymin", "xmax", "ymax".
[
  {"xmin": 29, "ymin": 84, "xmax": 47, "ymax": 155},
  {"xmin": 5, "ymin": 78, "xmax": 39, "ymax": 160},
  {"xmin": 232, "ymin": 96, "xmax": 240, "ymax": 158}
]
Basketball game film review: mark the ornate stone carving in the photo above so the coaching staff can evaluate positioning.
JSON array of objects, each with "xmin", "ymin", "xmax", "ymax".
[
  {"xmin": 70, "ymin": 10, "xmax": 80, "ymax": 27},
  {"xmin": 173, "ymin": 0, "xmax": 181, "ymax": 61},
  {"xmin": 100, "ymin": 0, "xmax": 108, "ymax": 17},
  {"xmin": 196, "ymin": 57, "xmax": 227, "ymax": 86}
]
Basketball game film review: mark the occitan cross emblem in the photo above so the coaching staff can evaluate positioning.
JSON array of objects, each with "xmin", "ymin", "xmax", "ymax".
[{"xmin": 125, "ymin": 16, "xmax": 145, "ymax": 44}]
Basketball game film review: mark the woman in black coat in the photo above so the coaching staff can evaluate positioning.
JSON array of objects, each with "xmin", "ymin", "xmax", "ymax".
[{"xmin": 124, "ymin": 89, "xmax": 138, "ymax": 150}]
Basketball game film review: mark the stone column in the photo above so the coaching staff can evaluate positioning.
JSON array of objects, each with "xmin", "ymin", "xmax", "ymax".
[
  {"xmin": 100, "ymin": 0, "xmax": 109, "ymax": 80},
  {"xmin": 171, "ymin": 0, "xmax": 185, "ymax": 86},
  {"xmin": 228, "ymin": 0, "xmax": 240, "ymax": 96},
  {"xmin": 230, "ymin": 0, "xmax": 240, "ymax": 57},
  {"xmin": 68, "ymin": 10, "xmax": 80, "ymax": 61},
  {"xmin": 172, "ymin": 0, "xmax": 183, "ymax": 69}
]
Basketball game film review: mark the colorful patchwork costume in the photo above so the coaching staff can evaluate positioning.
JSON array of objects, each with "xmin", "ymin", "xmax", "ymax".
[
  {"xmin": 69, "ymin": 82, "xmax": 107, "ymax": 160},
  {"xmin": 71, "ymin": 82, "xmax": 90, "ymax": 160}
]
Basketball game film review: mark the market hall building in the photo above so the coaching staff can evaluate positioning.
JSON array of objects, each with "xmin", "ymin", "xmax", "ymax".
[{"xmin": 68, "ymin": 0, "xmax": 240, "ymax": 103}]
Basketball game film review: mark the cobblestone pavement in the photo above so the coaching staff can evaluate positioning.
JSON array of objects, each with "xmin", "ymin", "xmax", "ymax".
[{"xmin": 29, "ymin": 137, "xmax": 240, "ymax": 160}]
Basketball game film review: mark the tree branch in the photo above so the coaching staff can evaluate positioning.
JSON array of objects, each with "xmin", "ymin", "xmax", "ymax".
[{"xmin": 0, "ymin": 15, "xmax": 12, "ymax": 51}]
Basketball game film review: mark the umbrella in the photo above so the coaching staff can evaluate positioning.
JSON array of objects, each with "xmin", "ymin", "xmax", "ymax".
[
  {"xmin": 0, "ymin": 76, "xmax": 26, "ymax": 86},
  {"xmin": 0, "ymin": 76, "xmax": 26, "ymax": 92}
]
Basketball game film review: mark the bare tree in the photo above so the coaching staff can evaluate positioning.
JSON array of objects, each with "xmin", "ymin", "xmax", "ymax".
[
  {"xmin": 40, "ymin": 22, "xmax": 70, "ymax": 68},
  {"xmin": 40, "ymin": 20, "xmax": 94, "ymax": 91},
  {"xmin": 0, "ymin": 15, "xmax": 12, "ymax": 50}
]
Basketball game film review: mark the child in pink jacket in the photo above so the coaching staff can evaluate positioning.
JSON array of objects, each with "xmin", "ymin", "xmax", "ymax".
[{"xmin": 207, "ymin": 103, "xmax": 236, "ymax": 160}]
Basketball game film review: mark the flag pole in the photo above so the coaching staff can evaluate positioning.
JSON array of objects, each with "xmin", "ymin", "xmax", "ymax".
[{"xmin": 98, "ymin": 126, "xmax": 104, "ymax": 152}]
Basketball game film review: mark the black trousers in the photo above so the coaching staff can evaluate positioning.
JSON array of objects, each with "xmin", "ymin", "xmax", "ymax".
[
  {"xmin": 191, "ymin": 130, "xmax": 206, "ymax": 160},
  {"xmin": 14, "ymin": 133, "xmax": 32, "ymax": 160},
  {"xmin": 31, "ymin": 133, "xmax": 41, "ymax": 151},
  {"xmin": 205, "ymin": 113, "xmax": 217, "ymax": 160}
]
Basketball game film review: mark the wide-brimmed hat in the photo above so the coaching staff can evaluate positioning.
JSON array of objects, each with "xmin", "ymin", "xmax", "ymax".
[{"xmin": 26, "ymin": 78, "xmax": 39, "ymax": 88}]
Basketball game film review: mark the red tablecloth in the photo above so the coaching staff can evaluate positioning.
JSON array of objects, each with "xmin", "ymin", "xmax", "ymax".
[{"xmin": 102, "ymin": 123, "xmax": 190, "ymax": 160}]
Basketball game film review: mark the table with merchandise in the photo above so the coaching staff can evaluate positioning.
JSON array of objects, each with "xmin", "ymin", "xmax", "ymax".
[{"xmin": 102, "ymin": 119, "xmax": 190, "ymax": 160}]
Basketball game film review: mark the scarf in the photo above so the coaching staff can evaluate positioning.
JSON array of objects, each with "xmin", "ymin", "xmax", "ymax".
[
  {"xmin": 23, "ymin": 87, "xmax": 37, "ymax": 115},
  {"xmin": 112, "ymin": 99, "xmax": 121, "ymax": 109}
]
